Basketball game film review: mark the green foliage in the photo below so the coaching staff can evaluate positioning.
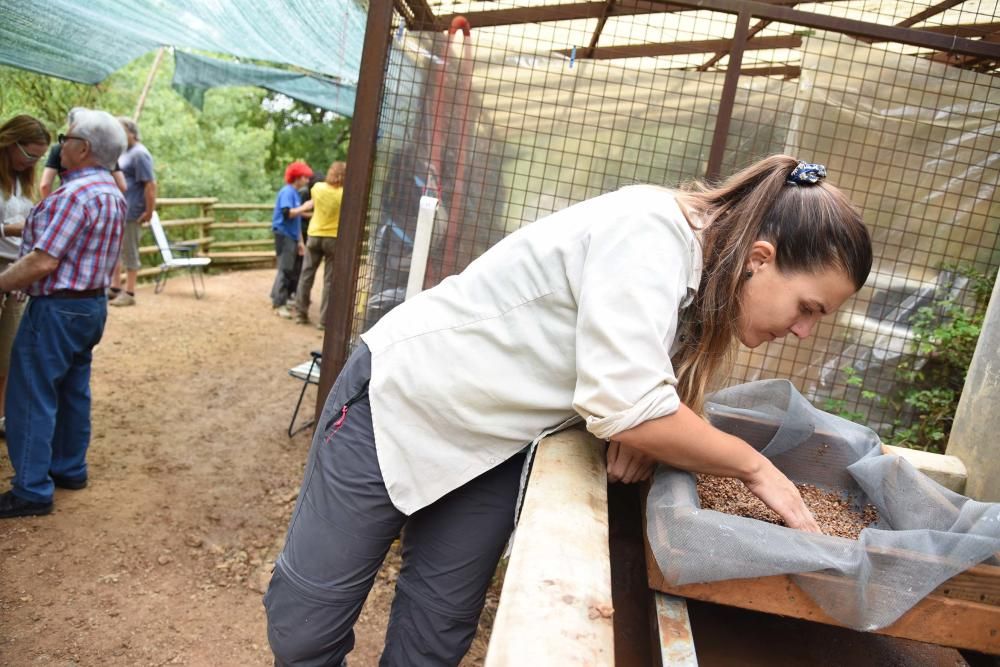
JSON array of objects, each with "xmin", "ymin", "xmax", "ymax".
[
  {"xmin": 0, "ymin": 68, "xmax": 100, "ymax": 129},
  {"xmin": 264, "ymin": 96, "xmax": 351, "ymax": 176},
  {"xmin": 826, "ymin": 264, "xmax": 996, "ymax": 453}
]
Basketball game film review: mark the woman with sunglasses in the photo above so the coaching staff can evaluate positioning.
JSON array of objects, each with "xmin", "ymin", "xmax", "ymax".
[{"xmin": 0, "ymin": 114, "xmax": 51, "ymax": 436}]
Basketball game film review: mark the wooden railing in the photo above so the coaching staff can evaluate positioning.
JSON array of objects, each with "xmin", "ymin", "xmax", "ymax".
[{"xmin": 128, "ymin": 197, "xmax": 276, "ymax": 279}]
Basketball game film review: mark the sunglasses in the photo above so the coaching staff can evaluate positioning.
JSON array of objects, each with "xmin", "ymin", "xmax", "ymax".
[
  {"xmin": 57, "ymin": 133, "xmax": 89, "ymax": 146},
  {"xmin": 15, "ymin": 142, "xmax": 45, "ymax": 162}
]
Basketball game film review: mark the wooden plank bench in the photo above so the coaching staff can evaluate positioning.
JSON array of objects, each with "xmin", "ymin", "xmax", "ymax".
[{"xmin": 485, "ymin": 428, "xmax": 615, "ymax": 665}]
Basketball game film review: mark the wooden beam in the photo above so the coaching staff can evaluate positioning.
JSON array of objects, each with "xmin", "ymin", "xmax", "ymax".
[
  {"xmin": 582, "ymin": 0, "xmax": 618, "ymax": 59},
  {"xmin": 698, "ymin": 19, "xmax": 772, "ymax": 71},
  {"xmin": 318, "ymin": 0, "xmax": 394, "ymax": 409},
  {"xmin": 851, "ymin": 0, "xmax": 970, "ymax": 46},
  {"xmin": 914, "ymin": 21, "xmax": 1000, "ymax": 38},
  {"xmin": 485, "ymin": 428, "xmax": 614, "ymax": 665},
  {"xmin": 436, "ymin": 0, "xmax": 677, "ymax": 30},
  {"xmin": 738, "ymin": 64, "xmax": 800, "ymax": 76},
  {"xmin": 926, "ymin": 31, "xmax": 1000, "ymax": 69},
  {"xmin": 209, "ymin": 203, "xmax": 272, "ymax": 211},
  {"xmin": 435, "ymin": 0, "xmax": 854, "ymax": 30},
  {"xmin": 705, "ymin": 8, "xmax": 750, "ymax": 181},
  {"xmin": 133, "ymin": 47, "xmax": 166, "ymax": 123},
  {"xmin": 155, "ymin": 197, "xmax": 218, "ymax": 207},
  {"xmin": 555, "ymin": 34, "xmax": 801, "ymax": 60},
  {"xmin": 647, "ymin": 563, "xmax": 1000, "ymax": 654},
  {"xmin": 395, "ymin": 0, "xmax": 437, "ymax": 31},
  {"xmin": 897, "ymin": 0, "xmax": 967, "ymax": 28},
  {"xmin": 652, "ymin": 0, "xmax": 1000, "ymax": 59}
]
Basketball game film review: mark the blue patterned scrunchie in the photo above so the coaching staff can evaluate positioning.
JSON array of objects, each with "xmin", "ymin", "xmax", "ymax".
[{"xmin": 786, "ymin": 161, "xmax": 827, "ymax": 185}]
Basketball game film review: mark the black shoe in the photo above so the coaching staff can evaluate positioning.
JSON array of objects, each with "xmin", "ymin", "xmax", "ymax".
[
  {"xmin": 0, "ymin": 490, "xmax": 53, "ymax": 519},
  {"xmin": 51, "ymin": 473, "xmax": 88, "ymax": 490}
]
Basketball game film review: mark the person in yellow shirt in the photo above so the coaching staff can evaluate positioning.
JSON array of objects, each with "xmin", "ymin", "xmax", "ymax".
[{"xmin": 295, "ymin": 162, "xmax": 344, "ymax": 327}]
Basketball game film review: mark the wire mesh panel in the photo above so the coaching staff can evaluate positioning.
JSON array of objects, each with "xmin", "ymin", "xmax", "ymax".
[{"xmin": 347, "ymin": 1, "xmax": 999, "ymax": 446}]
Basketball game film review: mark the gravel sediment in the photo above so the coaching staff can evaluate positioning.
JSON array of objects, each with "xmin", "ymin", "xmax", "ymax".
[{"xmin": 695, "ymin": 474, "xmax": 879, "ymax": 539}]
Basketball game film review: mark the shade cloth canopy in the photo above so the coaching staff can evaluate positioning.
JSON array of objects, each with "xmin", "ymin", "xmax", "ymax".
[{"xmin": 0, "ymin": 0, "xmax": 365, "ymax": 113}]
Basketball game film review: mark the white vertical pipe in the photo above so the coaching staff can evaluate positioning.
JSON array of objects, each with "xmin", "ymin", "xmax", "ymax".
[{"xmin": 405, "ymin": 195, "xmax": 438, "ymax": 300}]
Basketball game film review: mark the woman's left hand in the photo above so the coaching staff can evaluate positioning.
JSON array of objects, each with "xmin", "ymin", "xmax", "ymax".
[{"xmin": 606, "ymin": 440, "xmax": 657, "ymax": 484}]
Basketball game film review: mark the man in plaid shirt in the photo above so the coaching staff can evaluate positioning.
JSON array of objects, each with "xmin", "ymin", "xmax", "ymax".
[{"xmin": 0, "ymin": 109, "xmax": 127, "ymax": 519}]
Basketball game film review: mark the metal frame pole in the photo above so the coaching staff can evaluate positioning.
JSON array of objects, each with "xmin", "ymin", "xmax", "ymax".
[
  {"xmin": 316, "ymin": 1, "xmax": 396, "ymax": 419},
  {"xmin": 705, "ymin": 8, "xmax": 749, "ymax": 181}
]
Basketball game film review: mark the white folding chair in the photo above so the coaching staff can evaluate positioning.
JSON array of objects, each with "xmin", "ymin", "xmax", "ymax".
[{"xmin": 149, "ymin": 212, "xmax": 212, "ymax": 299}]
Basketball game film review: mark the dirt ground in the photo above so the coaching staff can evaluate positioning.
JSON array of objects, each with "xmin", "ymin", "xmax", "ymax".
[{"xmin": 0, "ymin": 268, "xmax": 497, "ymax": 667}]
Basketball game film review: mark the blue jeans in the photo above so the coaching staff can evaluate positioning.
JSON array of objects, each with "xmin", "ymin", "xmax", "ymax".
[{"xmin": 5, "ymin": 295, "xmax": 107, "ymax": 503}]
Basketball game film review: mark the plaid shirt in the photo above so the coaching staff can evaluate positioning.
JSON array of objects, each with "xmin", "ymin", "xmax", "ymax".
[{"xmin": 21, "ymin": 166, "xmax": 126, "ymax": 296}]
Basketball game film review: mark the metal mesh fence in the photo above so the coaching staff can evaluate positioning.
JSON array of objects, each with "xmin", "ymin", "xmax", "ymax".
[{"xmin": 348, "ymin": 1, "xmax": 1000, "ymax": 441}]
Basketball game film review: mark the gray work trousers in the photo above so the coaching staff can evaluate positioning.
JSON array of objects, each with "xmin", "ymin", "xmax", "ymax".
[
  {"xmin": 265, "ymin": 343, "xmax": 525, "ymax": 666},
  {"xmin": 271, "ymin": 233, "xmax": 300, "ymax": 308},
  {"xmin": 295, "ymin": 235, "xmax": 337, "ymax": 324}
]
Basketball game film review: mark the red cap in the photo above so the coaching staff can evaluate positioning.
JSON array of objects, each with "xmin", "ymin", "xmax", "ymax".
[{"xmin": 284, "ymin": 161, "xmax": 314, "ymax": 184}]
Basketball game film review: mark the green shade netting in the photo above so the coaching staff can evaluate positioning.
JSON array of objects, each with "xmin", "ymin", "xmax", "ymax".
[
  {"xmin": 0, "ymin": 0, "xmax": 365, "ymax": 113},
  {"xmin": 172, "ymin": 51, "xmax": 356, "ymax": 117}
]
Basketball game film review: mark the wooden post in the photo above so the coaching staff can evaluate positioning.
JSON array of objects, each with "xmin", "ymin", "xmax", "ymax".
[
  {"xmin": 316, "ymin": 0, "xmax": 395, "ymax": 419},
  {"xmin": 202, "ymin": 201, "xmax": 214, "ymax": 257},
  {"xmin": 134, "ymin": 47, "xmax": 166, "ymax": 122},
  {"xmin": 485, "ymin": 428, "xmax": 614, "ymax": 665},
  {"xmin": 705, "ymin": 8, "xmax": 749, "ymax": 181}
]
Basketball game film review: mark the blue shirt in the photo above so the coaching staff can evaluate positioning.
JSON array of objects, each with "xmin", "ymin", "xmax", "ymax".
[
  {"xmin": 271, "ymin": 184, "xmax": 302, "ymax": 240},
  {"xmin": 120, "ymin": 143, "xmax": 155, "ymax": 221}
]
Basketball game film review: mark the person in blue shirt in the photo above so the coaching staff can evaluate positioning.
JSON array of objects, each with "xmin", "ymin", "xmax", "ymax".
[{"xmin": 271, "ymin": 161, "xmax": 314, "ymax": 318}]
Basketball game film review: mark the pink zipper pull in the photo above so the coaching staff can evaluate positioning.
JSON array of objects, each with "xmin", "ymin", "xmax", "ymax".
[{"xmin": 332, "ymin": 404, "xmax": 349, "ymax": 432}]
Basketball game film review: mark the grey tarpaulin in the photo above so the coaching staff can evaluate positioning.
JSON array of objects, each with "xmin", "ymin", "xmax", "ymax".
[
  {"xmin": 646, "ymin": 379, "xmax": 1000, "ymax": 631},
  {"xmin": 172, "ymin": 51, "xmax": 356, "ymax": 116}
]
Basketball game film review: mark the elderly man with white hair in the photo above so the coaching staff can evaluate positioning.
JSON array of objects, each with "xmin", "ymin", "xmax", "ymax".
[{"xmin": 0, "ymin": 108, "xmax": 127, "ymax": 519}]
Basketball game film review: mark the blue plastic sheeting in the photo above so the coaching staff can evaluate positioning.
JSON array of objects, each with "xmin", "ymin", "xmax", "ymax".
[{"xmin": 0, "ymin": 0, "xmax": 365, "ymax": 102}]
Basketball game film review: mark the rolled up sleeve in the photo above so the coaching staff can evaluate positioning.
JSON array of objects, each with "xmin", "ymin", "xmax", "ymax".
[{"xmin": 571, "ymin": 206, "xmax": 695, "ymax": 440}]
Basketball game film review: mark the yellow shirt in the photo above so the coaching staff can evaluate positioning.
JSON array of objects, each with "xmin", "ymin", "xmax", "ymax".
[{"xmin": 307, "ymin": 183, "xmax": 343, "ymax": 237}]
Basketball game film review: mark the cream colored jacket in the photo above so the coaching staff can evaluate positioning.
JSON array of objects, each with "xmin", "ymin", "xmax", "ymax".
[{"xmin": 362, "ymin": 185, "xmax": 703, "ymax": 514}]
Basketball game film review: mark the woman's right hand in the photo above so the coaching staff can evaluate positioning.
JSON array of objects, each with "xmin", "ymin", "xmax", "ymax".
[{"xmin": 741, "ymin": 458, "xmax": 821, "ymax": 533}]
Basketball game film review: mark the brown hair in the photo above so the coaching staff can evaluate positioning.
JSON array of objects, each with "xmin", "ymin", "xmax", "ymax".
[
  {"xmin": 673, "ymin": 154, "xmax": 872, "ymax": 412},
  {"xmin": 0, "ymin": 115, "xmax": 51, "ymax": 201},
  {"xmin": 326, "ymin": 161, "xmax": 346, "ymax": 187}
]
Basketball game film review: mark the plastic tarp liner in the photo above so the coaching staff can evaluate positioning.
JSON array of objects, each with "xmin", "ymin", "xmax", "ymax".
[
  {"xmin": 363, "ymin": 31, "xmax": 998, "ymax": 428},
  {"xmin": 736, "ymin": 32, "xmax": 1000, "ymax": 415},
  {"xmin": 172, "ymin": 51, "xmax": 356, "ymax": 117},
  {"xmin": 646, "ymin": 379, "xmax": 1000, "ymax": 631},
  {"xmin": 355, "ymin": 30, "xmax": 798, "ymax": 333}
]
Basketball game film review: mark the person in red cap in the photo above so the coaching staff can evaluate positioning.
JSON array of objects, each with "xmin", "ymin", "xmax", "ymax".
[{"xmin": 270, "ymin": 161, "xmax": 314, "ymax": 318}]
